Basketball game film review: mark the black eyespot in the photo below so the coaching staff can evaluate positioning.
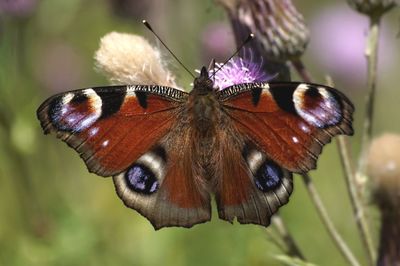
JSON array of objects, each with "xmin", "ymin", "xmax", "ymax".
[
  {"xmin": 254, "ymin": 160, "xmax": 283, "ymax": 192},
  {"xmin": 125, "ymin": 164, "xmax": 159, "ymax": 194},
  {"xmin": 71, "ymin": 93, "xmax": 88, "ymax": 104},
  {"xmin": 304, "ymin": 86, "xmax": 320, "ymax": 98}
]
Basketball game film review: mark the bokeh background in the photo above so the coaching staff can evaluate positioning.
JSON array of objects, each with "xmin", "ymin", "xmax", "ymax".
[{"xmin": 0, "ymin": 0, "xmax": 399, "ymax": 265}]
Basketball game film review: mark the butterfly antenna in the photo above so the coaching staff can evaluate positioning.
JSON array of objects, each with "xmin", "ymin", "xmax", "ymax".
[
  {"xmin": 212, "ymin": 59, "xmax": 216, "ymax": 84},
  {"xmin": 211, "ymin": 33, "xmax": 254, "ymax": 78},
  {"xmin": 207, "ymin": 58, "xmax": 216, "ymax": 83},
  {"xmin": 142, "ymin": 20, "xmax": 195, "ymax": 79}
]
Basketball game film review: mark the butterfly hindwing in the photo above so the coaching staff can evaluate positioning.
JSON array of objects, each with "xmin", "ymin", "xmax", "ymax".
[
  {"xmin": 37, "ymin": 85, "xmax": 188, "ymax": 176},
  {"xmin": 214, "ymin": 131, "xmax": 293, "ymax": 226},
  {"xmin": 218, "ymin": 82, "xmax": 354, "ymax": 173},
  {"xmin": 113, "ymin": 120, "xmax": 212, "ymax": 229}
]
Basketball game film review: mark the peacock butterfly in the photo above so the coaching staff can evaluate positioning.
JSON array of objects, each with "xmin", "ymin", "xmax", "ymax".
[{"xmin": 37, "ymin": 64, "xmax": 354, "ymax": 230}]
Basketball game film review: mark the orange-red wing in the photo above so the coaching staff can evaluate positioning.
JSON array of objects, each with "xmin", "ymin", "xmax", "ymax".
[
  {"xmin": 37, "ymin": 85, "xmax": 188, "ymax": 176},
  {"xmin": 218, "ymin": 82, "xmax": 354, "ymax": 173}
]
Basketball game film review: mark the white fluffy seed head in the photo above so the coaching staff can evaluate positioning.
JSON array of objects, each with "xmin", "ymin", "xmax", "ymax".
[{"xmin": 94, "ymin": 32, "xmax": 179, "ymax": 88}]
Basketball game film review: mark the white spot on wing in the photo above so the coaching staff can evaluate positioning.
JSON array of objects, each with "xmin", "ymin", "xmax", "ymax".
[
  {"xmin": 318, "ymin": 87, "xmax": 330, "ymax": 99},
  {"xmin": 101, "ymin": 140, "xmax": 110, "ymax": 147},
  {"xmin": 83, "ymin": 88, "xmax": 102, "ymax": 112},
  {"xmin": 299, "ymin": 122, "xmax": 311, "ymax": 133},
  {"xmin": 102, "ymin": 140, "xmax": 109, "ymax": 147},
  {"xmin": 67, "ymin": 117, "xmax": 76, "ymax": 123},
  {"xmin": 126, "ymin": 85, "xmax": 137, "ymax": 96},
  {"xmin": 261, "ymin": 83, "xmax": 270, "ymax": 90},
  {"xmin": 89, "ymin": 127, "xmax": 99, "ymax": 137},
  {"xmin": 292, "ymin": 136, "xmax": 299, "ymax": 143},
  {"xmin": 62, "ymin": 93, "xmax": 74, "ymax": 104}
]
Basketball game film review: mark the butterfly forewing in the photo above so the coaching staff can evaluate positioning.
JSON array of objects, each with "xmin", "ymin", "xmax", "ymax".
[
  {"xmin": 218, "ymin": 82, "xmax": 354, "ymax": 173},
  {"xmin": 37, "ymin": 85, "xmax": 188, "ymax": 176},
  {"xmin": 212, "ymin": 81, "xmax": 353, "ymax": 226}
]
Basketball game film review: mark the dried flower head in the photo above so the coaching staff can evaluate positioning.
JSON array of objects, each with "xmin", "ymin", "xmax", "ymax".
[
  {"xmin": 218, "ymin": 0, "xmax": 309, "ymax": 61},
  {"xmin": 347, "ymin": 0, "xmax": 397, "ymax": 17},
  {"xmin": 94, "ymin": 32, "xmax": 178, "ymax": 88},
  {"xmin": 367, "ymin": 133, "xmax": 400, "ymax": 266},
  {"xmin": 367, "ymin": 133, "xmax": 400, "ymax": 208},
  {"xmin": 211, "ymin": 53, "xmax": 272, "ymax": 90}
]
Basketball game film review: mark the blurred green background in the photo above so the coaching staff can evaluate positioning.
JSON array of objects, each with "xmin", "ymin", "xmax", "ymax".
[{"xmin": 0, "ymin": 0, "xmax": 399, "ymax": 265}]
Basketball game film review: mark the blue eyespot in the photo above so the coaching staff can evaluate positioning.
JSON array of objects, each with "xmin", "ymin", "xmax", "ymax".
[
  {"xmin": 254, "ymin": 160, "xmax": 282, "ymax": 192},
  {"xmin": 125, "ymin": 164, "xmax": 159, "ymax": 194}
]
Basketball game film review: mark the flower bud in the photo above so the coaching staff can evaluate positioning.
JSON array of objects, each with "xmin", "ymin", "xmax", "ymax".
[{"xmin": 347, "ymin": 0, "xmax": 397, "ymax": 17}]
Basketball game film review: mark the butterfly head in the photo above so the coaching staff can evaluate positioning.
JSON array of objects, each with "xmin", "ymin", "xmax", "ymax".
[{"xmin": 193, "ymin": 66, "xmax": 214, "ymax": 95}]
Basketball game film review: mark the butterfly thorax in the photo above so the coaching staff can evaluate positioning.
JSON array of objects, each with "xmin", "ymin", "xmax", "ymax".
[{"xmin": 189, "ymin": 67, "xmax": 220, "ymax": 135}]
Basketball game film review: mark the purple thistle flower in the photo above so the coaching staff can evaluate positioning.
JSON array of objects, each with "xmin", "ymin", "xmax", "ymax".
[
  {"xmin": 308, "ymin": 4, "xmax": 395, "ymax": 87},
  {"xmin": 0, "ymin": 0, "xmax": 37, "ymax": 18},
  {"xmin": 211, "ymin": 52, "xmax": 273, "ymax": 90},
  {"xmin": 201, "ymin": 22, "xmax": 235, "ymax": 65}
]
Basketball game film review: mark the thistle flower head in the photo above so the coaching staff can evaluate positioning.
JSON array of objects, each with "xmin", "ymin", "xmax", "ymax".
[
  {"xmin": 218, "ymin": 0, "xmax": 309, "ymax": 61},
  {"xmin": 211, "ymin": 54, "xmax": 272, "ymax": 90},
  {"xmin": 347, "ymin": 0, "xmax": 397, "ymax": 17}
]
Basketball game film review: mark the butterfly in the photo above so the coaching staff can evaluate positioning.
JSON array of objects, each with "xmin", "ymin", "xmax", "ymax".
[{"xmin": 37, "ymin": 66, "xmax": 354, "ymax": 230}]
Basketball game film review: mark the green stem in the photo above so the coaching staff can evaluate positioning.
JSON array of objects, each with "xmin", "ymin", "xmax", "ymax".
[
  {"xmin": 271, "ymin": 215, "xmax": 306, "ymax": 260},
  {"xmin": 291, "ymin": 58, "xmax": 313, "ymax": 83},
  {"xmin": 327, "ymin": 75, "xmax": 375, "ymax": 264},
  {"xmin": 301, "ymin": 174, "xmax": 361, "ymax": 266},
  {"xmin": 337, "ymin": 136, "xmax": 376, "ymax": 265},
  {"xmin": 357, "ymin": 15, "xmax": 381, "ymax": 181}
]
